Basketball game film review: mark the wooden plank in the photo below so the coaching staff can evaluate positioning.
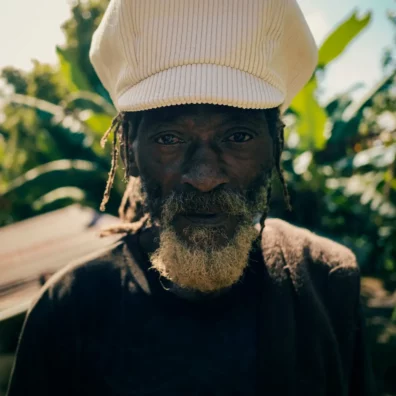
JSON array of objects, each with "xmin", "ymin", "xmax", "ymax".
[{"xmin": 0, "ymin": 205, "xmax": 122, "ymax": 314}]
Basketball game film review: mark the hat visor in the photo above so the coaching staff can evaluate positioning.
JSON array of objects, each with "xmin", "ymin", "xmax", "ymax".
[{"xmin": 117, "ymin": 64, "xmax": 284, "ymax": 112}]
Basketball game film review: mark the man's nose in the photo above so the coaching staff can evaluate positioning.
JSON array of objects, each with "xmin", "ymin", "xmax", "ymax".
[{"xmin": 181, "ymin": 146, "xmax": 229, "ymax": 193}]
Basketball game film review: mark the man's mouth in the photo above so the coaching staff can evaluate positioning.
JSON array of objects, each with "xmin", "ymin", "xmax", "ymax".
[{"xmin": 178, "ymin": 212, "xmax": 228, "ymax": 226}]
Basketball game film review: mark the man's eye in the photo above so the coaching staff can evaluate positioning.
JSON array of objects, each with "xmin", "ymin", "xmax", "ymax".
[
  {"xmin": 226, "ymin": 132, "xmax": 253, "ymax": 143},
  {"xmin": 155, "ymin": 134, "xmax": 184, "ymax": 145}
]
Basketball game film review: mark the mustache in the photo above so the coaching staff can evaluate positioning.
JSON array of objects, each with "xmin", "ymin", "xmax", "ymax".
[
  {"xmin": 140, "ymin": 169, "xmax": 272, "ymax": 224},
  {"xmin": 161, "ymin": 188, "xmax": 261, "ymax": 224}
]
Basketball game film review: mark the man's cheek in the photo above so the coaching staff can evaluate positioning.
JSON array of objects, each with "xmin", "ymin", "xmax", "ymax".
[
  {"xmin": 141, "ymin": 166, "xmax": 180, "ymax": 200},
  {"xmin": 138, "ymin": 176, "xmax": 161, "ymax": 211}
]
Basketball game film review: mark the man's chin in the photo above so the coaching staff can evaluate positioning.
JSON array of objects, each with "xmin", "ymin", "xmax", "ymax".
[
  {"xmin": 149, "ymin": 224, "xmax": 259, "ymax": 293},
  {"xmin": 174, "ymin": 225, "xmax": 235, "ymax": 251}
]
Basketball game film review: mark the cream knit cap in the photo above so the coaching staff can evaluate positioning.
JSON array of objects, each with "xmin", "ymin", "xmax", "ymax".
[{"xmin": 90, "ymin": 0, "xmax": 317, "ymax": 113}]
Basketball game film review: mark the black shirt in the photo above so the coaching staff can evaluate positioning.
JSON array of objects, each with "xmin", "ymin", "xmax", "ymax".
[{"xmin": 7, "ymin": 219, "xmax": 376, "ymax": 395}]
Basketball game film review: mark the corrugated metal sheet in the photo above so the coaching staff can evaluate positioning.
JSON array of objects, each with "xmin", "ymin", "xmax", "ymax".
[{"xmin": 0, "ymin": 205, "xmax": 122, "ymax": 317}]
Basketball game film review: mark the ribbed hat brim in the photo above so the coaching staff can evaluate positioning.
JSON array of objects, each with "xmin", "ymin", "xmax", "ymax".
[{"xmin": 117, "ymin": 64, "xmax": 284, "ymax": 112}]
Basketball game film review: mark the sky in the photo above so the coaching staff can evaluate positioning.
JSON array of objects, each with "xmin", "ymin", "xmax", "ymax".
[{"xmin": 0, "ymin": 0, "xmax": 394, "ymax": 103}]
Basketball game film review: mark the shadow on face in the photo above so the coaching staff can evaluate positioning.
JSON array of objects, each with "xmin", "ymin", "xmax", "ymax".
[{"xmin": 129, "ymin": 104, "xmax": 276, "ymax": 241}]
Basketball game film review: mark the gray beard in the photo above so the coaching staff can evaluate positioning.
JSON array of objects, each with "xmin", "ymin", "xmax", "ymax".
[
  {"xmin": 149, "ymin": 224, "xmax": 259, "ymax": 293},
  {"xmin": 148, "ymin": 182, "xmax": 270, "ymax": 293},
  {"xmin": 145, "ymin": 177, "xmax": 271, "ymax": 293}
]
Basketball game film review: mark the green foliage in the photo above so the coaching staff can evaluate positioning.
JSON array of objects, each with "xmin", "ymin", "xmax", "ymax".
[
  {"xmin": 0, "ymin": 0, "xmax": 117, "ymax": 226},
  {"xmin": 276, "ymin": 11, "xmax": 396, "ymax": 278},
  {"xmin": 288, "ymin": 78, "xmax": 327, "ymax": 151},
  {"xmin": 60, "ymin": 0, "xmax": 110, "ymax": 100},
  {"xmin": 1, "ymin": 67, "xmax": 28, "ymax": 94},
  {"xmin": 289, "ymin": 10, "xmax": 373, "ymax": 153},
  {"xmin": 318, "ymin": 10, "xmax": 371, "ymax": 68},
  {"xmin": 56, "ymin": 47, "xmax": 92, "ymax": 92}
]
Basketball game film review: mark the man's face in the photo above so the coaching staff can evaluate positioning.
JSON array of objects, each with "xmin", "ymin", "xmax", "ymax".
[{"xmin": 129, "ymin": 104, "xmax": 275, "ymax": 292}]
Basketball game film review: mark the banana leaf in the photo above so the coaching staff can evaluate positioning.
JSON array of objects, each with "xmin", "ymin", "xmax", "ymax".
[
  {"xmin": 318, "ymin": 11, "xmax": 371, "ymax": 69},
  {"xmin": 6, "ymin": 94, "xmax": 111, "ymax": 166},
  {"xmin": 289, "ymin": 78, "xmax": 328, "ymax": 151},
  {"xmin": 56, "ymin": 46, "xmax": 92, "ymax": 92},
  {"xmin": 62, "ymin": 91, "xmax": 115, "ymax": 116},
  {"xmin": 328, "ymin": 70, "xmax": 396, "ymax": 146},
  {"xmin": 1, "ymin": 160, "xmax": 104, "ymax": 199}
]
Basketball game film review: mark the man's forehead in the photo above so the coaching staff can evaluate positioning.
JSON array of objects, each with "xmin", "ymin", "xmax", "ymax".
[{"xmin": 132, "ymin": 104, "xmax": 269, "ymax": 127}]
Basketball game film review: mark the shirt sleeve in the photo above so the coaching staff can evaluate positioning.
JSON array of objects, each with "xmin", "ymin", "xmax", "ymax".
[
  {"xmin": 348, "ymin": 305, "xmax": 377, "ymax": 396},
  {"xmin": 7, "ymin": 280, "xmax": 77, "ymax": 396},
  {"xmin": 328, "ymin": 265, "xmax": 377, "ymax": 396}
]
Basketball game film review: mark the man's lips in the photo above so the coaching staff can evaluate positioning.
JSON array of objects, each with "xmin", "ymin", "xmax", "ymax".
[{"xmin": 177, "ymin": 212, "xmax": 229, "ymax": 226}]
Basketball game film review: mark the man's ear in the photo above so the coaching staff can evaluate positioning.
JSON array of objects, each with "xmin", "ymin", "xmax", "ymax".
[{"xmin": 120, "ymin": 142, "xmax": 140, "ymax": 177}]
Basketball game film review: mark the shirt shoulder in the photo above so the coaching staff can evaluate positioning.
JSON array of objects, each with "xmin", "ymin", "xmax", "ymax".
[
  {"xmin": 262, "ymin": 218, "xmax": 361, "ymax": 329},
  {"xmin": 261, "ymin": 218, "xmax": 360, "ymax": 307},
  {"xmin": 43, "ymin": 239, "xmax": 125, "ymax": 296},
  {"xmin": 262, "ymin": 218, "xmax": 358, "ymax": 273},
  {"xmin": 27, "ymin": 237, "xmax": 134, "ymax": 323}
]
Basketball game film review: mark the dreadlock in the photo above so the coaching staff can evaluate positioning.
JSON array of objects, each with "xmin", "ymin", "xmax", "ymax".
[
  {"xmin": 99, "ymin": 108, "xmax": 291, "ymax": 236},
  {"xmin": 99, "ymin": 113, "xmax": 123, "ymax": 212},
  {"xmin": 258, "ymin": 108, "xmax": 292, "ymax": 234}
]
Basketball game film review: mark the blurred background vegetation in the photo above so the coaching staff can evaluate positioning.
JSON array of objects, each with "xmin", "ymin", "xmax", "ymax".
[{"xmin": 0, "ymin": 0, "xmax": 395, "ymax": 394}]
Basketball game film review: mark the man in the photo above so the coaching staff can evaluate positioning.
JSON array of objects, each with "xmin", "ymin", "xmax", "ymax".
[{"xmin": 7, "ymin": 0, "xmax": 374, "ymax": 395}]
